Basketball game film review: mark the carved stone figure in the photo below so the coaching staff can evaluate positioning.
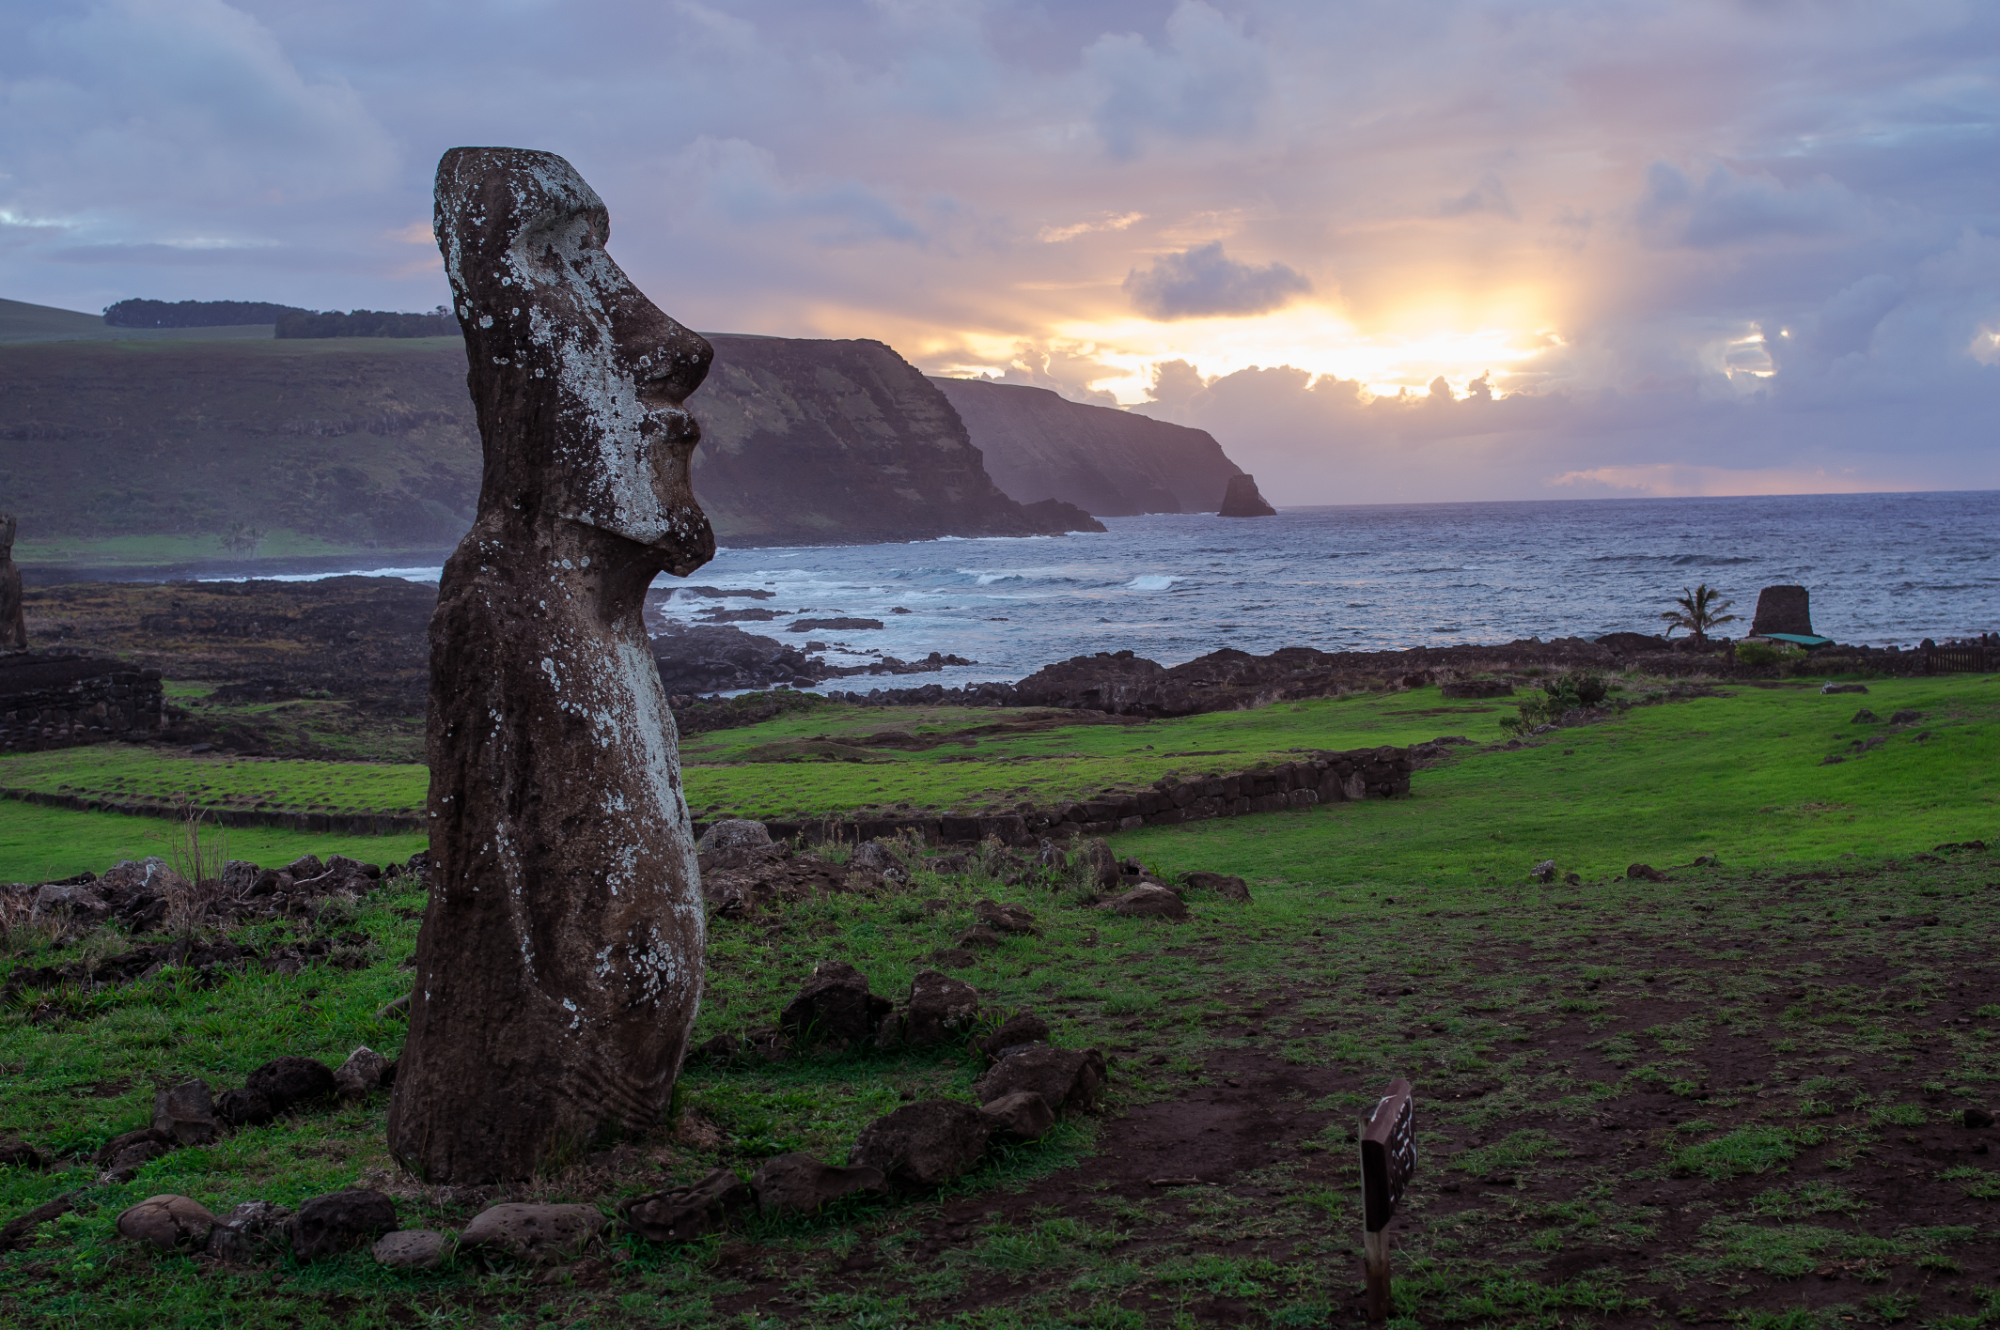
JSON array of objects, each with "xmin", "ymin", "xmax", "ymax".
[
  {"xmin": 0, "ymin": 514, "xmax": 25, "ymax": 652},
  {"xmin": 385, "ymin": 148, "xmax": 716, "ymax": 1182},
  {"xmin": 1750, "ymin": 585, "xmax": 1814, "ymax": 638}
]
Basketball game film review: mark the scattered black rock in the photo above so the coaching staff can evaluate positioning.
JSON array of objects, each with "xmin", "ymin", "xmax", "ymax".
[
  {"xmin": 246, "ymin": 1055, "xmax": 337, "ymax": 1112},
  {"xmin": 973, "ymin": 1047, "xmax": 1108, "ymax": 1115},
  {"xmin": 0, "ymin": 1138, "xmax": 48, "ymax": 1170},
  {"xmin": 621, "ymin": 1167, "xmax": 751, "ymax": 1242},
  {"xmin": 117, "ymin": 1194, "xmax": 216, "ymax": 1251},
  {"xmin": 849, "ymin": 1100, "xmax": 993, "ymax": 1188},
  {"xmin": 215, "ymin": 1087, "xmax": 276, "ymax": 1129},
  {"xmin": 1098, "ymin": 884, "xmax": 1187, "ymax": 919},
  {"xmin": 1180, "ymin": 871, "xmax": 1250, "ymax": 901},
  {"xmin": 779, "ymin": 961, "xmax": 892, "ymax": 1048},
  {"xmin": 889, "ymin": 969, "xmax": 981, "ymax": 1048},
  {"xmin": 973, "ymin": 899, "xmax": 1039, "ymax": 935},
  {"xmin": 751, "ymin": 1152, "xmax": 889, "ymax": 1218},
  {"xmin": 977, "ymin": 1013, "xmax": 1051, "ymax": 1063},
  {"xmin": 979, "ymin": 1090, "xmax": 1056, "ymax": 1142},
  {"xmin": 206, "ymin": 1200, "xmax": 290, "ymax": 1263},
  {"xmin": 1964, "ymin": 1107, "xmax": 1996, "ymax": 1129},
  {"xmin": 151, "ymin": 1079, "xmax": 219, "ymax": 1146},
  {"xmin": 289, "ymin": 1189, "xmax": 397, "ymax": 1261}
]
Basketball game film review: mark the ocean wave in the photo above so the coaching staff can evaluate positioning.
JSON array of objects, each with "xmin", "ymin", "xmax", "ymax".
[{"xmin": 1126, "ymin": 575, "xmax": 1180, "ymax": 591}]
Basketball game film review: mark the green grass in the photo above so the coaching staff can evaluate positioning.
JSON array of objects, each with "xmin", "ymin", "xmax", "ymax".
[{"xmin": 0, "ymin": 801, "xmax": 425, "ymax": 882}]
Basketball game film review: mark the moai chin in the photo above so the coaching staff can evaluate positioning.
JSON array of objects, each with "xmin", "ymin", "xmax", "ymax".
[
  {"xmin": 385, "ymin": 148, "xmax": 716, "ymax": 1182},
  {"xmin": 0, "ymin": 514, "xmax": 25, "ymax": 652}
]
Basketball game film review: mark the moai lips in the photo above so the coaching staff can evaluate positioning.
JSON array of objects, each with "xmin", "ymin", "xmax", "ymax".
[{"xmin": 386, "ymin": 148, "xmax": 716, "ymax": 1182}]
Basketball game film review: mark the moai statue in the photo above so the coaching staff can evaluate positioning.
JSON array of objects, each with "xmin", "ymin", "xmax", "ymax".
[
  {"xmin": 0, "ymin": 514, "xmax": 26, "ymax": 652},
  {"xmin": 385, "ymin": 148, "xmax": 716, "ymax": 1182}
]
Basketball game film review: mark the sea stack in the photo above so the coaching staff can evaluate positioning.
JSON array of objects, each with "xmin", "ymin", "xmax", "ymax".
[
  {"xmin": 386, "ymin": 147, "xmax": 715, "ymax": 1183},
  {"xmin": 1218, "ymin": 474, "xmax": 1277, "ymax": 517},
  {"xmin": 1750, "ymin": 585, "xmax": 1813, "ymax": 637}
]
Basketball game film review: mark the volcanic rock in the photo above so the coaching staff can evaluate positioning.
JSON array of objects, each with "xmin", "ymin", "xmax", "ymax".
[
  {"xmin": 0, "ymin": 513, "xmax": 24, "ymax": 652},
  {"xmin": 151, "ymin": 1079, "xmax": 219, "ymax": 1146},
  {"xmin": 954, "ymin": 926, "xmax": 1004, "ymax": 951},
  {"xmin": 973, "ymin": 899, "xmax": 1039, "ymax": 935},
  {"xmin": 1099, "ymin": 884, "xmax": 1188, "ymax": 919},
  {"xmin": 751, "ymin": 1152, "xmax": 889, "ymax": 1217},
  {"xmin": 206, "ymin": 1200, "xmax": 289, "ymax": 1263},
  {"xmin": 247, "ymin": 1056, "xmax": 336, "ymax": 1112},
  {"xmin": 1440, "ymin": 679, "xmax": 1514, "ymax": 699},
  {"xmin": 1076, "ymin": 838, "xmax": 1120, "ymax": 889},
  {"xmin": 372, "ymin": 1229, "xmax": 449, "ymax": 1269},
  {"xmin": 620, "ymin": 1167, "xmax": 751, "ymax": 1242},
  {"xmin": 1626, "ymin": 864, "xmax": 1669, "ymax": 882},
  {"xmin": 387, "ymin": 147, "xmax": 714, "ymax": 1184},
  {"xmin": 116, "ymin": 1194, "xmax": 216, "ymax": 1251},
  {"xmin": 1218, "ymin": 473, "xmax": 1277, "ymax": 517},
  {"xmin": 979, "ymin": 1090, "xmax": 1057, "ymax": 1142},
  {"xmin": 849, "ymin": 1100, "xmax": 994, "ymax": 1188},
  {"xmin": 897, "ymin": 969, "xmax": 981, "ymax": 1047},
  {"xmin": 94, "ymin": 1126, "xmax": 174, "ymax": 1178},
  {"xmin": 290, "ymin": 1189, "xmax": 397, "ymax": 1261},
  {"xmin": 780, "ymin": 960, "xmax": 891, "ymax": 1047},
  {"xmin": 977, "ymin": 1012, "xmax": 1052, "ymax": 1062},
  {"xmin": 334, "ymin": 1046, "xmax": 393, "ymax": 1099},
  {"xmin": 974, "ymin": 1046, "xmax": 1108, "ymax": 1115},
  {"xmin": 459, "ymin": 1203, "xmax": 606, "ymax": 1265},
  {"xmin": 1180, "ymin": 871, "xmax": 1250, "ymax": 901},
  {"xmin": 215, "ymin": 1087, "xmax": 276, "ymax": 1129},
  {"xmin": 0, "ymin": 1138, "xmax": 47, "ymax": 1170},
  {"xmin": 697, "ymin": 819, "xmax": 772, "ymax": 854}
]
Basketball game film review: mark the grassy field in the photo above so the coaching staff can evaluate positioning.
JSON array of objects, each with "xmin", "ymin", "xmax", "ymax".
[{"xmin": 1, "ymin": 672, "xmax": 1996, "ymax": 1327}]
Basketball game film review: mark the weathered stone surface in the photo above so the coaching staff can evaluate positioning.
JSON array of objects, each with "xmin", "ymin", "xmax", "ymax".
[
  {"xmin": 34, "ymin": 881, "xmax": 110, "ymax": 919},
  {"xmin": 977, "ymin": 1012, "xmax": 1051, "ymax": 1062},
  {"xmin": 900, "ymin": 969, "xmax": 981, "ymax": 1047},
  {"xmin": 1750, "ymin": 585, "xmax": 1814, "ymax": 638},
  {"xmin": 620, "ymin": 1167, "xmax": 750, "ymax": 1242},
  {"xmin": 697, "ymin": 819, "xmax": 772, "ymax": 854},
  {"xmin": 1098, "ymin": 884, "xmax": 1188, "ymax": 919},
  {"xmin": 291, "ymin": 1189, "xmax": 397, "ymax": 1261},
  {"xmin": 979, "ymin": 1089, "xmax": 1057, "ymax": 1142},
  {"xmin": 0, "ymin": 514, "xmax": 24, "ymax": 652},
  {"xmin": 387, "ymin": 148, "xmax": 716, "ymax": 1184},
  {"xmin": 850, "ymin": 840, "xmax": 901, "ymax": 875},
  {"xmin": 1440, "ymin": 679, "xmax": 1514, "ymax": 699},
  {"xmin": 780, "ymin": 960, "xmax": 891, "ymax": 1047},
  {"xmin": 1218, "ymin": 473, "xmax": 1277, "ymax": 517},
  {"xmin": 206, "ymin": 1200, "xmax": 289, "ymax": 1263},
  {"xmin": 954, "ymin": 925, "xmax": 1004, "ymax": 951},
  {"xmin": 283, "ymin": 854, "xmax": 327, "ymax": 882},
  {"xmin": 247, "ymin": 1056, "xmax": 336, "ymax": 1112},
  {"xmin": 220, "ymin": 860, "xmax": 261, "ymax": 899},
  {"xmin": 1180, "ymin": 871, "xmax": 1250, "ymax": 901},
  {"xmin": 974, "ymin": 1046, "xmax": 1108, "ymax": 1115},
  {"xmin": 750, "ymin": 1151, "xmax": 888, "ymax": 1217},
  {"xmin": 94, "ymin": 1126, "xmax": 174, "ymax": 1170},
  {"xmin": 849, "ymin": 1100, "xmax": 993, "ymax": 1188},
  {"xmin": 215, "ymin": 1087, "xmax": 276, "ymax": 1129},
  {"xmin": 116, "ymin": 1194, "xmax": 215, "ymax": 1251},
  {"xmin": 459, "ymin": 1203, "xmax": 606, "ymax": 1264},
  {"xmin": 152, "ymin": 1079, "xmax": 218, "ymax": 1146},
  {"xmin": 973, "ymin": 899, "xmax": 1039, "ymax": 935},
  {"xmin": 334, "ymin": 1047, "xmax": 393, "ymax": 1100},
  {"xmin": 1076, "ymin": 838, "xmax": 1120, "ymax": 888},
  {"xmin": 1626, "ymin": 863, "xmax": 1669, "ymax": 882},
  {"xmin": 372, "ymin": 1229, "xmax": 449, "ymax": 1269},
  {"xmin": 0, "ymin": 1138, "xmax": 47, "ymax": 1170}
]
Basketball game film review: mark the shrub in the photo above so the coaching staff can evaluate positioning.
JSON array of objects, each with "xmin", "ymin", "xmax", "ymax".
[
  {"xmin": 1737, "ymin": 640, "xmax": 1804, "ymax": 668},
  {"xmin": 1500, "ymin": 673, "xmax": 1609, "ymax": 734}
]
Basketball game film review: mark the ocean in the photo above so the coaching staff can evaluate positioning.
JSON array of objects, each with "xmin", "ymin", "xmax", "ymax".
[{"xmin": 301, "ymin": 491, "xmax": 1998, "ymax": 691}]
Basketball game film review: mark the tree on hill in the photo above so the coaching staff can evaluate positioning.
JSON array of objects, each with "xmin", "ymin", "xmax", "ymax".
[
  {"xmin": 1661, "ymin": 583, "xmax": 1740, "ymax": 643},
  {"xmin": 104, "ymin": 298, "xmax": 305, "ymax": 328}
]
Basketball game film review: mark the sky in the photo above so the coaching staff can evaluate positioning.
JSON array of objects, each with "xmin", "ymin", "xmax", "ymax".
[{"xmin": 2, "ymin": 0, "xmax": 1996, "ymax": 505}]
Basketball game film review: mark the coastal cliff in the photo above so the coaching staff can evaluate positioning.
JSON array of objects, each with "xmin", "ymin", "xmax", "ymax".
[
  {"xmin": 696, "ymin": 337, "xmax": 1098, "ymax": 544},
  {"xmin": 928, "ymin": 377, "xmax": 1245, "ymax": 516}
]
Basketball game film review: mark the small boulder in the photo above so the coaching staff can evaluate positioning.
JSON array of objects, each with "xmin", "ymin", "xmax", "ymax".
[
  {"xmin": 32, "ymin": 882, "xmax": 111, "ymax": 920},
  {"xmin": 850, "ymin": 840, "xmax": 901, "ymax": 874},
  {"xmin": 1078, "ymin": 838, "xmax": 1120, "ymax": 889},
  {"xmin": 750, "ymin": 1152, "xmax": 888, "ymax": 1218},
  {"xmin": 973, "ymin": 899, "xmax": 1039, "ymax": 935},
  {"xmin": 0, "ymin": 1137, "xmax": 47, "ymax": 1170},
  {"xmin": 220, "ymin": 860, "xmax": 262, "ymax": 898},
  {"xmin": 779, "ymin": 961, "xmax": 892, "ymax": 1047},
  {"xmin": 1529, "ymin": 860, "xmax": 1557, "ymax": 883},
  {"xmin": 974, "ymin": 1046, "xmax": 1108, "ymax": 1115},
  {"xmin": 116, "ymin": 1194, "xmax": 216, "ymax": 1251},
  {"xmin": 1963, "ymin": 1106, "xmax": 1995, "ymax": 1129},
  {"xmin": 979, "ymin": 1090, "xmax": 1056, "ymax": 1142},
  {"xmin": 1180, "ymin": 871, "xmax": 1250, "ymax": 902},
  {"xmin": 459, "ymin": 1203, "xmax": 605, "ymax": 1265},
  {"xmin": 620, "ymin": 1167, "xmax": 751, "ymax": 1242},
  {"xmin": 1098, "ymin": 884, "xmax": 1188, "ymax": 919},
  {"xmin": 283, "ymin": 854, "xmax": 327, "ymax": 881},
  {"xmin": 697, "ymin": 819, "xmax": 772, "ymax": 854},
  {"xmin": 152, "ymin": 1079, "xmax": 219, "ymax": 1146},
  {"xmin": 901, "ymin": 970, "xmax": 981, "ymax": 1047},
  {"xmin": 954, "ymin": 926, "xmax": 1004, "ymax": 951},
  {"xmin": 372, "ymin": 1229, "xmax": 449, "ymax": 1270},
  {"xmin": 1889, "ymin": 710, "xmax": 1922, "ymax": 725},
  {"xmin": 1626, "ymin": 863, "xmax": 1669, "ymax": 882},
  {"xmin": 215, "ymin": 1087, "xmax": 276, "ymax": 1129},
  {"xmin": 290, "ymin": 1189, "xmax": 397, "ymax": 1261},
  {"xmin": 247, "ymin": 1055, "xmax": 337, "ymax": 1112},
  {"xmin": 849, "ymin": 1100, "xmax": 993, "ymax": 1188},
  {"xmin": 929, "ymin": 947, "xmax": 977, "ymax": 969},
  {"xmin": 94, "ymin": 1126, "xmax": 175, "ymax": 1176},
  {"xmin": 1850, "ymin": 709, "xmax": 1879, "ymax": 724},
  {"xmin": 334, "ymin": 1046, "xmax": 393, "ymax": 1100},
  {"xmin": 976, "ymin": 1012, "xmax": 1051, "ymax": 1063},
  {"xmin": 1820, "ymin": 682, "xmax": 1867, "ymax": 695},
  {"xmin": 206, "ymin": 1200, "xmax": 289, "ymax": 1263}
]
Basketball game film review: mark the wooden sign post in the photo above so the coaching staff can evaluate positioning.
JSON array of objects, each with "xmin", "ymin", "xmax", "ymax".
[{"xmin": 1358, "ymin": 1078, "xmax": 1416, "ymax": 1325}]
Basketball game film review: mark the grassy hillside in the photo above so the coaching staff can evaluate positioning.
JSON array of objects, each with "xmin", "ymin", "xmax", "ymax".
[
  {"xmin": 0, "ymin": 336, "xmax": 477, "ymax": 570},
  {"xmin": 0, "ymin": 297, "xmax": 274, "ymax": 347}
]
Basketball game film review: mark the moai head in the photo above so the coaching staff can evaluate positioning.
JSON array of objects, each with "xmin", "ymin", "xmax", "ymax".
[
  {"xmin": 434, "ymin": 147, "xmax": 714, "ymax": 576},
  {"xmin": 0, "ymin": 513, "xmax": 14, "ymax": 558}
]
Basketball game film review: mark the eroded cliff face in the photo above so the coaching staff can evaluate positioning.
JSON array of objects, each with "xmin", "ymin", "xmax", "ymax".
[
  {"xmin": 693, "ymin": 337, "xmax": 1094, "ymax": 544},
  {"xmin": 927, "ymin": 378, "xmax": 1245, "ymax": 517}
]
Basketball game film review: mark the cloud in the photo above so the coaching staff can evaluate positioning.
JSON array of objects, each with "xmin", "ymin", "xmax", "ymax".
[
  {"xmin": 1548, "ymin": 464, "xmax": 1886, "ymax": 498},
  {"xmin": 672, "ymin": 137, "xmax": 927, "ymax": 247},
  {"xmin": 1037, "ymin": 212, "xmax": 1145, "ymax": 244},
  {"xmin": 1638, "ymin": 162, "xmax": 1861, "ymax": 248},
  {"xmin": 1438, "ymin": 173, "xmax": 1519, "ymax": 220},
  {"xmin": 1122, "ymin": 242, "xmax": 1312, "ymax": 320},
  {"xmin": 1084, "ymin": 1, "xmax": 1270, "ymax": 159}
]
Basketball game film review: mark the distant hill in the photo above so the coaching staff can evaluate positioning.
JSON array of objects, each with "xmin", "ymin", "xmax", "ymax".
[
  {"xmin": 0, "ymin": 297, "xmax": 274, "ymax": 346},
  {"xmin": 105, "ymin": 298, "xmax": 305, "ymax": 328},
  {"xmin": 929, "ymin": 377, "xmax": 1245, "ymax": 516},
  {"xmin": 0, "ymin": 332, "xmax": 1096, "ymax": 574}
]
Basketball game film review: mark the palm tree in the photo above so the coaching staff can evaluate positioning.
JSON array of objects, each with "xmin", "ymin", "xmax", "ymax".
[{"xmin": 1661, "ymin": 583, "xmax": 1740, "ymax": 643}]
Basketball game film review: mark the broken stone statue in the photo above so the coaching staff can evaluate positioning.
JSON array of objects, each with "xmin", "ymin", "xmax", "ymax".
[
  {"xmin": 0, "ymin": 514, "xmax": 25, "ymax": 652},
  {"xmin": 386, "ymin": 147, "xmax": 716, "ymax": 1182}
]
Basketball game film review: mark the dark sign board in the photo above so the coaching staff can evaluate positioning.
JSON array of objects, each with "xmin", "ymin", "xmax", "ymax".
[{"xmin": 1360, "ymin": 1078, "xmax": 1415, "ymax": 1232}]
